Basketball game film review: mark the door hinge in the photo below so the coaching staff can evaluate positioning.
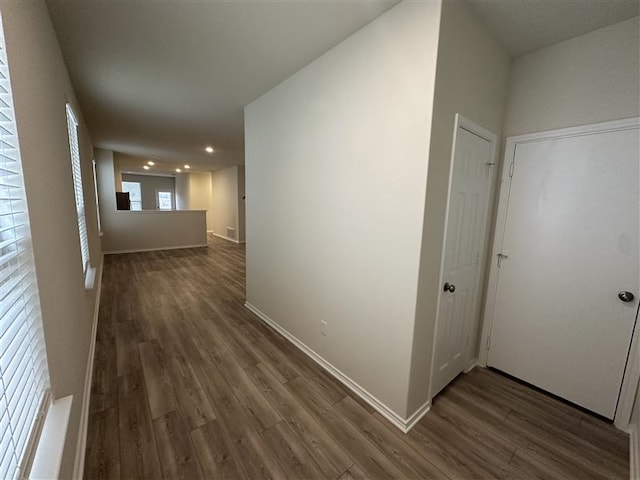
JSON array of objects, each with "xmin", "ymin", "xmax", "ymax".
[
  {"xmin": 475, "ymin": 252, "xmax": 480, "ymax": 265},
  {"xmin": 509, "ymin": 161, "xmax": 515, "ymax": 177},
  {"xmin": 486, "ymin": 336, "xmax": 492, "ymax": 350}
]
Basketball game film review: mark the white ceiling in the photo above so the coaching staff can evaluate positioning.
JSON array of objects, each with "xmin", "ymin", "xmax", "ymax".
[
  {"xmin": 47, "ymin": 1, "xmax": 399, "ymax": 171},
  {"xmin": 47, "ymin": 1, "xmax": 639, "ymax": 173},
  {"xmin": 469, "ymin": 0, "xmax": 638, "ymax": 57}
]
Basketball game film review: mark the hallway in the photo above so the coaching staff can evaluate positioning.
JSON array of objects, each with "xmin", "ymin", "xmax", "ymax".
[{"xmin": 85, "ymin": 237, "xmax": 629, "ymax": 479}]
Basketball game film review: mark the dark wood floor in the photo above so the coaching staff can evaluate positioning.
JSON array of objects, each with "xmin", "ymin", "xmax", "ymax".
[{"xmin": 85, "ymin": 236, "xmax": 629, "ymax": 480}]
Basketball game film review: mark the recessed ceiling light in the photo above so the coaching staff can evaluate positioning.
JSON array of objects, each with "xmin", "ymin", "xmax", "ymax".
[
  {"xmin": 176, "ymin": 168, "xmax": 181, "ymax": 173},
  {"xmin": 147, "ymin": 161, "xmax": 155, "ymax": 166},
  {"xmin": 143, "ymin": 165, "xmax": 150, "ymax": 170},
  {"xmin": 184, "ymin": 164, "xmax": 190, "ymax": 169},
  {"xmin": 205, "ymin": 146, "xmax": 214, "ymax": 153}
]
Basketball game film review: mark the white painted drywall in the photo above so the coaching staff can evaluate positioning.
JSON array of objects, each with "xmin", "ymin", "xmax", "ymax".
[
  {"xmin": 237, "ymin": 166, "xmax": 246, "ymax": 242},
  {"xmin": 2, "ymin": 2, "xmax": 103, "ymax": 477},
  {"xmin": 504, "ymin": 16, "xmax": 640, "ymax": 137},
  {"xmin": 245, "ymin": 1, "xmax": 441, "ymax": 418},
  {"xmin": 113, "ymin": 162, "xmax": 123, "ymax": 192},
  {"xmin": 211, "ymin": 165, "xmax": 241, "ymax": 240},
  {"xmin": 187, "ymin": 172, "xmax": 214, "ymax": 231},
  {"xmin": 96, "ymin": 149, "xmax": 207, "ymax": 252},
  {"xmin": 101, "ymin": 211, "xmax": 207, "ymax": 253},
  {"xmin": 121, "ymin": 173, "xmax": 175, "ymax": 210},
  {"xmin": 175, "ymin": 172, "xmax": 190, "ymax": 210},
  {"xmin": 409, "ymin": 0, "xmax": 510, "ymax": 413}
]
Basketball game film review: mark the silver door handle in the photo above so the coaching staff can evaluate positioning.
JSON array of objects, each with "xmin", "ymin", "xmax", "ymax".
[{"xmin": 619, "ymin": 291, "xmax": 635, "ymax": 302}]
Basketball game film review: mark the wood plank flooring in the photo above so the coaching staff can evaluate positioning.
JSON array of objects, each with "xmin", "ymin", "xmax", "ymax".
[{"xmin": 85, "ymin": 236, "xmax": 629, "ymax": 479}]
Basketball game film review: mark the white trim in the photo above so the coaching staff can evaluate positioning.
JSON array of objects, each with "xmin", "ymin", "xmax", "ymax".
[
  {"xmin": 211, "ymin": 232, "xmax": 245, "ymax": 244},
  {"xmin": 103, "ymin": 244, "xmax": 207, "ymax": 255},
  {"xmin": 114, "ymin": 209, "xmax": 207, "ymax": 215},
  {"xmin": 428, "ymin": 113, "xmax": 498, "ymax": 400},
  {"xmin": 464, "ymin": 360, "xmax": 478, "ymax": 374},
  {"xmin": 84, "ymin": 265, "xmax": 96, "ymax": 291},
  {"xmin": 631, "ymin": 424, "xmax": 639, "ymax": 480},
  {"xmin": 479, "ymin": 117, "xmax": 640, "ymax": 431},
  {"xmin": 402, "ymin": 400, "xmax": 431, "ymax": 432},
  {"xmin": 29, "ymin": 396, "xmax": 73, "ymax": 480},
  {"xmin": 72, "ymin": 255, "xmax": 104, "ymax": 480},
  {"xmin": 244, "ymin": 302, "xmax": 430, "ymax": 433},
  {"xmin": 617, "ymin": 306, "xmax": 640, "ymax": 430}
]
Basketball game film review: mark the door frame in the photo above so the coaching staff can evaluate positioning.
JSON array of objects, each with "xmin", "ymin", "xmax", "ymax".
[
  {"xmin": 479, "ymin": 116, "xmax": 640, "ymax": 429},
  {"xmin": 428, "ymin": 113, "xmax": 498, "ymax": 399}
]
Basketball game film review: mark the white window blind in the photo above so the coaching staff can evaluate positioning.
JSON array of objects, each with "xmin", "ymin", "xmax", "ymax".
[
  {"xmin": 0, "ymin": 14, "xmax": 50, "ymax": 480},
  {"xmin": 91, "ymin": 159, "xmax": 101, "ymax": 233},
  {"xmin": 65, "ymin": 104, "xmax": 90, "ymax": 272}
]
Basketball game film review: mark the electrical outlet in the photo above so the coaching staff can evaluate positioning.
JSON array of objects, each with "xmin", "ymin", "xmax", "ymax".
[{"xmin": 320, "ymin": 320, "xmax": 327, "ymax": 336}]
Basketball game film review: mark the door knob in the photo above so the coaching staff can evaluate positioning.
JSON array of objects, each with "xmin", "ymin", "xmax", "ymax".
[
  {"xmin": 618, "ymin": 291, "xmax": 635, "ymax": 302},
  {"xmin": 444, "ymin": 282, "xmax": 456, "ymax": 293}
]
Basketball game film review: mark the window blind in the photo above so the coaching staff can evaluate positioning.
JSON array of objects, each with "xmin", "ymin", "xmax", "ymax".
[
  {"xmin": 91, "ymin": 159, "xmax": 101, "ymax": 233},
  {"xmin": 65, "ymin": 104, "xmax": 90, "ymax": 272},
  {"xmin": 0, "ymin": 14, "xmax": 50, "ymax": 480}
]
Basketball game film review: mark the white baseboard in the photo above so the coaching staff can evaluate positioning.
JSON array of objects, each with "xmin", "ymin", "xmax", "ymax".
[
  {"xmin": 464, "ymin": 359, "xmax": 478, "ymax": 373},
  {"xmin": 631, "ymin": 424, "xmax": 639, "ymax": 480},
  {"xmin": 72, "ymin": 254, "xmax": 104, "ymax": 480},
  {"xmin": 244, "ymin": 302, "xmax": 430, "ymax": 433},
  {"xmin": 103, "ymin": 243, "xmax": 207, "ymax": 255},
  {"xmin": 211, "ymin": 232, "xmax": 245, "ymax": 244}
]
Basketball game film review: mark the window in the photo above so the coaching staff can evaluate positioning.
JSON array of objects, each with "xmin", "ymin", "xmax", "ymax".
[
  {"xmin": 122, "ymin": 181, "xmax": 142, "ymax": 210},
  {"xmin": 0, "ymin": 14, "xmax": 50, "ymax": 480},
  {"xmin": 156, "ymin": 189, "xmax": 173, "ymax": 210},
  {"xmin": 65, "ymin": 104, "xmax": 90, "ymax": 272},
  {"xmin": 91, "ymin": 159, "xmax": 101, "ymax": 233}
]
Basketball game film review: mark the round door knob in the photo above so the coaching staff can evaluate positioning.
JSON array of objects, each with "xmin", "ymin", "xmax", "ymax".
[
  {"xmin": 618, "ymin": 291, "xmax": 635, "ymax": 302},
  {"xmin": 444, "ymin": 282, "xmax": 456, "ymax": 293}
]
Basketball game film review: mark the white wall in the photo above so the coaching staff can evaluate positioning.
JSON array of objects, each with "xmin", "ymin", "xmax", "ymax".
[
  {"xmin": 245, "ymin": 1, "xmax": 441, "ymax": 419},
  {"xmin": 237, "ymin": 166, "xmax": 246, "ymax": 242},
  {"xmin": 175, "ymin": 171, "xmax": 214, "ymax": 230},
  {"xmin": 409, "ymin": 0, "xmax": 510, "ymax": 413},
  {"xmin": 211, "ymin": 165, "xmax": 241, "ymax": 241},
  {"xmin": 175, "ymin": 172, "xmax": 190, "ymax": 210},
  {"xmin": 504, "ymin": 16, "xmax": 640, "ymax": 137},
  {"xmin": 121, "ymin": 173, "xmax": 175, "ymax": 210},
  {"xmin": 2, "ymin": 2, "xmax": 102, "ymax": 477},
  {"xmin": 96, "ymin": 149, "xmax": 207, "ymax": 252},
  {"xmin": 188, "ymin": 172, "xmax": 214, "ymax": 231}
]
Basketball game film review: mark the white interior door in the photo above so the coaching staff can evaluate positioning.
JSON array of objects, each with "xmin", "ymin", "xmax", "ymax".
[
  {"xmin": 432, "ymin": 118, "xmax": 494, "ymax": 397},
  {"xmin": 487, "ymin": 125, "xmax": 639, "ymax": 419}
]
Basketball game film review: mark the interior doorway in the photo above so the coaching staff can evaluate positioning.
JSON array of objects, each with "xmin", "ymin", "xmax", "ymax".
[
  {"xmin": 431, "ymin": 114, "xmax": 497, "ymax": 397},
  {"xmin": 481, "ymin": 118, "xmax": 640, "ymax": 424}
]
